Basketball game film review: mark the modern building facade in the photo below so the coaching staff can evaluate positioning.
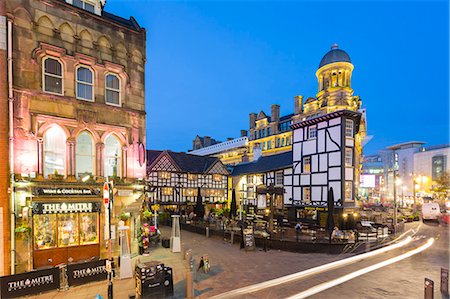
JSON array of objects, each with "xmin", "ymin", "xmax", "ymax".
[
  {"xmin": 4, "ymin": 0, "xmax": 146, "ymax": 274},
  {"xmin": 147, "ymin": 150, "xmax": 229, "ymax": 212},
  {"xmin": 291, "ymin": 110, "xmax": 362, "ymax": 226},
  {"xmin": 190, "ymin": 44, "xmax": 366, "ymax": 172}
]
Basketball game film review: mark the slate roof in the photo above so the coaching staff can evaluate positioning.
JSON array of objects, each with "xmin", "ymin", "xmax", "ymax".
[
  {"xmin": 147, "ymin": 150, "xmax": 228, "ymax": 174},
  {"xmin": 279, "ymin": 113, "xmax": 294, "ymax": 122},
  {"xmin": 55, "ymin": 0, "xmax": 142, "ymax": 31},
  {"xmin": 231, "ymin": 151, "xmax": 292, "ymax": 176}
]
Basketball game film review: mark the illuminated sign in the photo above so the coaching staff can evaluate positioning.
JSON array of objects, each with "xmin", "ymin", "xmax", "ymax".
[
  {"xmin": 32, "ymin": 202, "xmax": 101, "ymax": 214},
  {"xmin": 32, "ymin": 187, "xmax": 101, "ymax": 197},
  {"xmin": 360, "ymin": 174, "xmax": 376, "ymax": 188}
]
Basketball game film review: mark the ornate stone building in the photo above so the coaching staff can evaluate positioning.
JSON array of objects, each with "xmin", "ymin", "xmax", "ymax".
[
  {"xmin": 191, "ymin": 44, "xmax": 366, "ymax": 179},
  {"xmin": 3, "ymin": 0, "xmax": 146, "ymax": 274}
]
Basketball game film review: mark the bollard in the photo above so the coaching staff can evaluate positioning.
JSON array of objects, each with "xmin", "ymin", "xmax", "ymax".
[
  {"xmin": 230, "ymin": 231, "xmax": 234, "ymax": 244},
  {"xmin": 441, "ymin": 268, "xmax": 449, "ymax": 296},
  {"xmin": 425, "ymin": 278, "xmax": 434, "ymax": 299},
  {"xmin": 186, "ymin": 256, "xmax": 195, "ymax": 299},
  {"xmin": 206, "ymin": 227, "xmax": 209, "ymax": 238}
]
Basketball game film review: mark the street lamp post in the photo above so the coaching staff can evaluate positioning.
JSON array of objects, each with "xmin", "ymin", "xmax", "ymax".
[{"xmin": 393, "ymin": 170, "xmax": 398, "ymax": 236}]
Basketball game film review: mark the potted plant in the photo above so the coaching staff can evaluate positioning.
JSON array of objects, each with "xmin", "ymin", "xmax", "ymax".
[
  {"xmin": 119, "ymin": 212, "xmax": 131, "ymax": 222},
  {"xmin": 15, "ymin": 224, "xmax": 32, "ymax": 240},
  {"xmin": 142, "ymin": 209, "xmax": 152, "ymax": 221}
]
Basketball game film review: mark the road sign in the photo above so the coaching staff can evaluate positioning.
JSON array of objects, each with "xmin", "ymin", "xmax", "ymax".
[{"xmin": 103, "ymin": 182, "xmax": 109, "ymax": 205}]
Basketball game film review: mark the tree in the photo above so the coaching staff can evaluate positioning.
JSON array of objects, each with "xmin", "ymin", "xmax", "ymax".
[{"xmin": 432, "ymin": 172, "xmax": 450, "ymax": 202}]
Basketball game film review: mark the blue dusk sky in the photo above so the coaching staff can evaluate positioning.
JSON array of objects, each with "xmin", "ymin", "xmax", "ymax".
[{"xmin": 106, "ymin": 0, "xmax": 449, "ymax": 155}]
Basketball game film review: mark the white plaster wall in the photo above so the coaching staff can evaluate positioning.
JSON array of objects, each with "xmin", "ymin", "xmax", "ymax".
[
  {"xmin": 293, "ymin": 128, "xmax": 304, "ymax": 143},
  {"xmin": 329, "ymin": 152, "xmax": 341, "ymax": 167},
  {"xmin": 303, "ymin": 140, "xmax": 316, "ymax": 155},
  {"xmin": 318, "ymin": 129, "xmax": 326, "ymax": 152},
  {"xmin": 318, "ymin": 121, "xmax": 327, "ymax": 129},
  {"xmin": 293, "ymin": 144, "xmax": 301, "ymax": 162},
  {"xmin": 329, "ymin": 118, "xmax": 341, "ymax": 126},
  {"xmin": 312, "ymin": 173, "xmax": 327, "ymax": 185},
  {"xmin": 312, "ymin": 154, "xmax": 319, "ymax": 172},
  {"xmin": 326, "ymin": 126, "xmax": 341, "ymax": 150},
  {"xmin": 329, "ymin": 167, "xmax": 341, "ymax": 180},
  {"xmin": 294, "ymin": 187, "xmax": 301, "ymax": 201},
  {"xmin": 300, "ymin": 174, "xmax": 310, "ymax": 186},
  {"xmin": 312, "ymin": 186, "xmax": 321, "ymax": 201},
  {"xmin": 322, "ymin": 186, "xmax": 328, "ymax": 201},
  {"xmin": 319, "ymin": 154, "xmax": 328, "ymax": 172}
]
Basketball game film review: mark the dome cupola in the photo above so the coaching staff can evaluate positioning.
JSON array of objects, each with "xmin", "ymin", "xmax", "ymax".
[{"xmin": 318, "ymin": 44, "xmax": 351, "ymax": 69}]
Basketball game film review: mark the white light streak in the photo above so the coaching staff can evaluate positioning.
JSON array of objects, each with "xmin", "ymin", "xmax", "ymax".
[
  {"xmin": 212, "ymin": 237, "xmax": 413, "ymax": 299},
  {"xmin": 286, "ymin": 237, "xmax": 435, "ymax": 299}
]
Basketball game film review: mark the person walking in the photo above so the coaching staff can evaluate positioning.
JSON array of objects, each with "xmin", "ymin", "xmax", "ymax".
[{"xmin": 295, "ymin": 222, "xmax": 302, "ymax": 242}]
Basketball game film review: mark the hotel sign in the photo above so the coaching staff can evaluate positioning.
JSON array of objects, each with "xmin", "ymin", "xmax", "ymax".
[
  {"xmin": 0, "ymin": 267, "xmax": 60, "ymax": 298},
  {"xmin": 32, "ymin": 187, "xmax": 101, "ymax": 197},
  {"xmin": 32, "ymin": 202, "xmax": 102, "ymax": 214}
]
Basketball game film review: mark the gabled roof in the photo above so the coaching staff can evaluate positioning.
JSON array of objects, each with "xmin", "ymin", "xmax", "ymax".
[
  {"xmin": 256, "ymin": 111, "xmax": 269, "ymax": 121},
  {"xmin": 291, "ymin": 110, "xmax": 361, "ymax": 131},
  {"xmin": 231, "ymin": 151, "xmax": 292, "ymax": 176},
  {"xmin": 147, "ymin": 150, "xmax": 229, "ymax": 175}
]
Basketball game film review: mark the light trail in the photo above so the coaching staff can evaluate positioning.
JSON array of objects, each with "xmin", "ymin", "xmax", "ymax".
[
  {"xmin": 286, "ymin": 237, "xmax": 435, "ymax": 299},
  {"xmin": 211, "ymin": 236, "xmax": 413, "ymax": 299}
]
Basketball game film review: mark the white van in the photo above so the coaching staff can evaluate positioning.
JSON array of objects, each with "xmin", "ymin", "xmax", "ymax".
[{"xmin": 422, "ymin": 203, "xmax": 441, "ymax": 222}]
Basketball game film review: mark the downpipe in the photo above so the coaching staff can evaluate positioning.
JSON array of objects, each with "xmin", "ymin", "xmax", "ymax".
[{"xmin": 7, "ymin": 18, "xmax": 15, "ymax": 275}]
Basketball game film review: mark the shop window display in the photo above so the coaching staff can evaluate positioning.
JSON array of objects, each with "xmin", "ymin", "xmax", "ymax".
[
  {"xmin": 34, "ymin": 214, "xmax": 57, "ymax": 250},
  {"xmin": 80, "ymin": 213, "xmax": 99, "ymax": 245},
  {"xmin": 58, "ymin": 214, "xmax": 79, "ymax": 247}
]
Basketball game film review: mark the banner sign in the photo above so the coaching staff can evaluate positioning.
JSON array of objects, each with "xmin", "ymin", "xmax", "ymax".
[
  {"xmin": 67, "ymin": 259, "xmax": 108, "ymax": 287},
  {"xmin": 32, "ymin": 202, "xmax": 102, "ymax": 214},
  {"xmin": 0, "ymin": 267, "xmax": 60, "ymax": 298},
  {"xmin": 32, "ymin": 187, "xmax": 101, "ymax": 197}
]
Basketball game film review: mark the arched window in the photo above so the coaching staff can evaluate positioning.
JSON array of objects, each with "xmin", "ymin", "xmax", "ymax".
[
  {"xmin": 104, "ymin": 135, "xmax": 121, "ymax": 177},
  {"xmin": 44, "ymin": 126, "xmax": 66, "ymax": 178},
  {"xmin": 76, "ymin": 131, "xmax": 95, "ymax": 178},
  {"xmin": 76, "ymin": 66, "xmax": 94, "ymax": 101},
  {"xmin": 105, "ymin": 74, "xmax": 121, "ymax": 106},
  {"xmin": 43, "ymin": 57, "xmax": 63, "ymax": 95}
]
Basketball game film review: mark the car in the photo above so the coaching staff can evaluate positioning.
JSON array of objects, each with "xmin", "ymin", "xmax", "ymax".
[{"xmin": 422, "ymin": 202, "xmax": 441, "ymax": 222}]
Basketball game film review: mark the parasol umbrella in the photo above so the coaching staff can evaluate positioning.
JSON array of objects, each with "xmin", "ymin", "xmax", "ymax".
[
  {"xmin": 326, "ymin": 187, "xmax": 335, "ymax": 242},
  {"xmin": 195, "ymin": 187, "xmax": 205, "ymax": 221},
  {"xmin": 230, "ymin": 189, "xmax": 237, "ymax": 218}
]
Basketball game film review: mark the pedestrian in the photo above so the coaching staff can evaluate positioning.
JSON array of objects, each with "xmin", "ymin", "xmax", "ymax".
[{"xmin": 295, "ymin": 222, "xmax": 302, "ymax": 242}]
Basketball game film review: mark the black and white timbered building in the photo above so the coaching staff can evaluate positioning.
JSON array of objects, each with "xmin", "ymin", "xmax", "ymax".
[
  {"xmin": 231, "ymin": 151, "xmax": 293, "ymax": 215},
  {"xmin": 290, "ymin": 110, "xmax": 361, "ymax": 222},
  {"xmin": 146, "ymin": 150, "xmax": 230, "ymax": 210}
]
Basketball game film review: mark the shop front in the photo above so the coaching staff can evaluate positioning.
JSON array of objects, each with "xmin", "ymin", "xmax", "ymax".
[{"xmin": 32, "ymin": 200, "xmax": 102, "ymax": 269}]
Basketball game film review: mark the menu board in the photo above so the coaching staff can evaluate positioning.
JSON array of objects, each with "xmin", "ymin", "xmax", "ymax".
[{"xmin": 243, "ymin": 228, "xmax": 255, "ymax": 251}]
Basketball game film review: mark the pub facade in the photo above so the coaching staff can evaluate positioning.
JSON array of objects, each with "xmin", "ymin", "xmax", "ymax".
[
  {"xmin": 146, "ymin": 150, "xmax": 230, "ymax": 212},
  {"xmin": 5, "ymin": 0, "xmax": 147, "ymax": 274}
]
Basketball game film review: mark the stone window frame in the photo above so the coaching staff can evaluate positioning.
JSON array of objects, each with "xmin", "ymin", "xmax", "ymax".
[
  {"xmin": 75, "ymin": 64, "xmax": 95, "ymax": 102},
  {"xmin": 42, "ymin": 56, "xmax": 64, "ymax": 96},
  {"xmin": 104, "ymin": 72, "xmax": 121, "ymax": 107}
]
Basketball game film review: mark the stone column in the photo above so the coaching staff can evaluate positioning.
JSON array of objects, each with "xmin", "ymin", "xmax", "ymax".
[
  {"xmin": 96, "ymin": 142, "xmax": 104, "ymax": 177},
  {"xmin": 37, "ymin": 138, "xmax": 44, "ymax": 179},
  {"xmin": 122, "ymin": 146, "xmax": 128, "ymax": 178},
  {"xmin": 66, "ymin": 138, "xmax": 76, "ymax": 181}
]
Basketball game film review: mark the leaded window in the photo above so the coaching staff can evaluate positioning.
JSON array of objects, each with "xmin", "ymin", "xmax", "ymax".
[{"xmin": 44, "ymin": 126, "xmax": 66, "ymax": 178}]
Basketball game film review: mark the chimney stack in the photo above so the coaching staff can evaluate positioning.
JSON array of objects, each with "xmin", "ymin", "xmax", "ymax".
[
  {"xmin": 253, "ymin": 143, "xmax": 262, "ymax": 161},
  {"xmin": 249, "ymin": 113, "xmax": 257, "ymax": 129},
  {"xmin": 240, "ymin": 130, "xmax": 247, "ymax": 137},
  {"xmin": 294, "ymin": 95, "xmax": 303, "ymax": 115},
  {"xmin": 271, "ymin": 104, "xmax": 280, "ymax": 122}
]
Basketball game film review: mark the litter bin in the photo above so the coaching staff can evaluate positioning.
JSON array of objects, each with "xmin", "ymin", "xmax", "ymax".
[
  {"xmin": 162, "ymin": 238, "xmax": 170, "ymax": 248},
  {"xmin": 135, "ymin": 261, "xmax": 174, "ymax": 299}
]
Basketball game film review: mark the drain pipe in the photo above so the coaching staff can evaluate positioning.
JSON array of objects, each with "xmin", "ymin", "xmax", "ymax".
[{"xmin": 7, "ymin": 17, "xmax": 15, "ymax": 275}]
